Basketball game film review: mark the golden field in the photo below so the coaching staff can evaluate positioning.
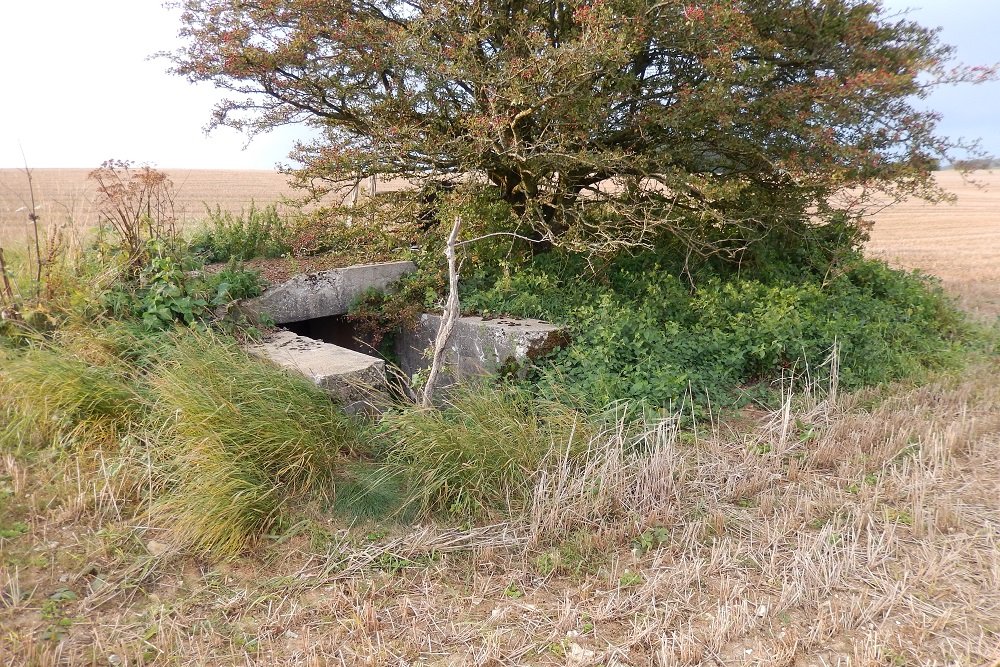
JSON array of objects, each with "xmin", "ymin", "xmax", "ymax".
[
  {"xmin": 867, "ymin": 170, "xmax": 1000, "ymax": 319},
  {"xmin": 0, "ymin": 168, "xmax": 296, "ymax": 247}
]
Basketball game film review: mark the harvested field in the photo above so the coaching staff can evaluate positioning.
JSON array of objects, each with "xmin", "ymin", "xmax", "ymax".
[
  {"xmin": 866, "ymin": 170, "xmax": 1000, "ymax": 319},
  {"xmin": 0, "ymin": 168, "xmax": 296, "ymax": 247}
]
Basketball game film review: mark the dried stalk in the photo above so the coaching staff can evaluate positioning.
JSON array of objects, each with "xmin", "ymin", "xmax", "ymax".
[
  {"xmin": 421, "ymin": 215, "xmax": 462, "ymax": 408},
  {"xmin": 0, "ymin": 247, "xmax": 15, "ymax": 305},
  {"xmin": 19, "ymin": 151, "xmax": 42, "ymax": 291}
]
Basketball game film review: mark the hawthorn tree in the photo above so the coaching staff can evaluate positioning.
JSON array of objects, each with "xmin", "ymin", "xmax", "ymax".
[{"xmin": 168, "ymin": 0, "xmax": 994, "ymax": 256}]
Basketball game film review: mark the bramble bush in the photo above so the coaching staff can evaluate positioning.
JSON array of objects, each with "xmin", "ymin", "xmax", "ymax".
[{"xmin": 461, "ymin": 247, "xmax": 971, "ymax": 408}]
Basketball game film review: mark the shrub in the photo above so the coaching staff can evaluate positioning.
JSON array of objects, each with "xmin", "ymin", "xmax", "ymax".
[
  {"xmin": 102, "ymin": 240, "xmax": 263, "ymax": 329},
  {"xmin": 461, "ymin": 250, "xmax": 971, "ymax": 409},
  {"xmin": 188, "ymin": 203, "xmax": 293, "ymax": 263}
]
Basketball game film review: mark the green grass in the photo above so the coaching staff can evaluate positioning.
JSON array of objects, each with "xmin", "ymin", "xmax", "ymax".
[
  {"xmin": 0, "ymin": 344, "xmax": 141, "ymax": 451},
  {"xmin": 147, "ymin": 330, "xmax": 368, "ymax": 557},
  {"xmin": 1, "ymin": 324, "xmax": 376, "ymax": 559},
  {"xmin": 377, "ymin": 384, "xmax": 589, "ymax": 520}
]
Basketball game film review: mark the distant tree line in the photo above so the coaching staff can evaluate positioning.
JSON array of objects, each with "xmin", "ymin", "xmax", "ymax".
[{"xmin": 949, "ymin": 157, "xmax": 1000, "ymax": 171}]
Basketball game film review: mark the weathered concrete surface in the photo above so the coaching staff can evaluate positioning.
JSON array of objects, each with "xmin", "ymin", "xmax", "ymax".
[
  {"xmin": 250, "ymin": 330, "xmax": 385, "ymax": 400},
  {"xmin": 245, "ymin": 261, "xmax": 415, "ymax": 324},
  {"xmin": 396, "ymin": 314, "xmax": 570, "ymax": 383}
]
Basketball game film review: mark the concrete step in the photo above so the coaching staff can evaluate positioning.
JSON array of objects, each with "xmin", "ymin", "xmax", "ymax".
[
  {"xmin": 250, "ymin": 330, "xmax": 385, "ymax": 402},
  {"xmin": 244, "ymin": 260, "xmax": 415, "ymax": 324}
]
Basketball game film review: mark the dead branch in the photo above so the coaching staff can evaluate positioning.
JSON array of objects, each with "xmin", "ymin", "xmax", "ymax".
[{"xmin": 421, "ymin": 215, "xmax": 463, "ymax": 408}]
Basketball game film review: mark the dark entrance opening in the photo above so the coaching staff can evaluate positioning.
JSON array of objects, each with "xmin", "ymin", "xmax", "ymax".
[{"xmin": 283, "ymin": 315, "xmax": 382, "ymax": 358}]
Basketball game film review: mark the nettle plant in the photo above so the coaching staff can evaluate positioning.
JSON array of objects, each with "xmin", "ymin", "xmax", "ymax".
[
  {"xmin": 100, "ymin": 240, "xmax": 262, "ymax": 329},
  {"xmin": 168, "ymin": 0, "xmax": 995, "ymax": 258}
]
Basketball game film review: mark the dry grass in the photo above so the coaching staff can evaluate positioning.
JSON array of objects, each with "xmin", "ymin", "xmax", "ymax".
[
  {"xmin": 867, "ymin": 170, "xmax": 1000, "ymax": 319},
  {"xmin": 2, "ymin": 359, "xmax": 998, "ymax": 665}
]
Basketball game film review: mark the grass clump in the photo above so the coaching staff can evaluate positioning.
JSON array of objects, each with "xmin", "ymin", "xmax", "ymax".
[
  {"xmin": 379, "ymin": 384, "xmax": 587, "ymax": 520},
  {"xmin": 148, "ymin": 330, "xmax": 366, "ymax": 557},
  {"xmin": 0, "ymin": 346, "xmax": 141, "ymax": 451}
]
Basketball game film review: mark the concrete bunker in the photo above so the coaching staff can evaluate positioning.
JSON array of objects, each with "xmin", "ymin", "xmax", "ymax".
[{"xmin": 244, "ymin": 261, "xmax": 569, "ymax": 400}]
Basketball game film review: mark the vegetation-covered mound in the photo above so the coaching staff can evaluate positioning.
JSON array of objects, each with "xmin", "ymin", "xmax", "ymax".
[{"xmin": 460, "ymin": 246, "xmax": 972, "ymax": 408}]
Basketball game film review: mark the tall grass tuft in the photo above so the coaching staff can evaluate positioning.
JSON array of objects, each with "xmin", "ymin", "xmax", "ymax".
[
  {"xmin": 379, "ymin": 384, "xmax": 588, "ymax": 520},
  {"xmin": 0, "ymin": 346, "xmax": 140, "ymax": 451},
  {"xmin": 148, "ymin": 330, "xmax": 365, "ymax": 557}
]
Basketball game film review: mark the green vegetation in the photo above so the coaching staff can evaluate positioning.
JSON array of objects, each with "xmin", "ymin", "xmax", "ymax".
[
  {"xmin": 2, "ymin": 0, "xmax": 998, "ymax": 657},
  {"xmin": 149, "ymin": 331, "xmax": 363, "ymax": 557},
  {"xmin": 0, "ymin": 167, "xmax": 989, "ymax": 562},
  {"xmin": 461, "ymin": 246, "xmax": 972, "ymax": 408},
  {"xmin": 378, "ymin": 384, "xmax": 587, "ymax": 520},
  {"xmin": 188, "ymin": 203, "xmax": 293, "ymax": 263},
  {"xmin": 103, "ymin": 240, "xmax": 264, "ymax": 329}
]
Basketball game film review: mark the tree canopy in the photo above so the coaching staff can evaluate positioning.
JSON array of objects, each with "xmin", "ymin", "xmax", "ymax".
[{"xmin": 168, "ymin": 0, "xmax": 995, "ymax": 256}]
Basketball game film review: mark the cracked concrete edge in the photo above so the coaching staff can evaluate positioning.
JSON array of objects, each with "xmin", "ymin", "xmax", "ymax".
[
  {"xmin": 248, "ymin": 329, "xmax": 386, "ymax": 402},
  {"xmin": 395, "ymin": 314, "xmax": 570, "ymax": 383}
]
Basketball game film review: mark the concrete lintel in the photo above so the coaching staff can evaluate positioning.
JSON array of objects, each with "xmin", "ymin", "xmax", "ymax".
[
  {"xmin": 250, "ymin": 330, "xmax": 385, "ymax": 400},
  {"xmin": 245, "ymin": 260, "xmax": 415, "ymax": 324}
]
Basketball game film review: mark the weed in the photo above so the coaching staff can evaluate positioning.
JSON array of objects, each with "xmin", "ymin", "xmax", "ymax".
[
  {"xmin": 0, "ymin": 521, "xmax": 28, "ymax": 539},
  {"xmin": 101, "ymin": 240, "xmax": 262, "ymax": 329},
  {"xmin": 503, "ymin": 583, "xmax": 523, "ymax": 598},
  {"xmin": 188, "ymin": 203, "xmax": 292, "ymax": 262},
  {"xmin": 0, "ymin": 346, "xmax": 140, "ymax": 450},
  {"xmin": 618, "ymin": 570, "xmax": 644, "ymax": 587},
  {"xmin": 633, "ymin": 526, "xmax": 670, "ymax": 554},
  {"xmin": 462, "ymin": 249, "xmax": 972, "ymax": 409},
  {"xmin": 89, "ymin": 160, "xmax": 178, "ymax": 268}
]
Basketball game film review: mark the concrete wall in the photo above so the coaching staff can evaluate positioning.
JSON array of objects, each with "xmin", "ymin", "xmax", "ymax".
[{"xmin": 396, "ymin": 314, "xmax": 569, "ymax": 384}]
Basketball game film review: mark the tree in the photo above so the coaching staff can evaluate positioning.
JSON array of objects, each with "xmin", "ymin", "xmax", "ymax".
[{"xmin": 168, "ymin": 0, "xmax": 995, "ymax": 257}]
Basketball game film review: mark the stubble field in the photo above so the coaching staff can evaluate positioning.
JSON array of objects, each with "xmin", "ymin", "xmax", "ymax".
[
  {"xmin": 0, "ymin": 168, "xmax": 297, "ymax": 249},
  {"xmin": 866, "ymin": 170, "xmax": 1000, "ymax": 319}
]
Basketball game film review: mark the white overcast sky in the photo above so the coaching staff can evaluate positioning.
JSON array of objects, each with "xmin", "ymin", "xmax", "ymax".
[{"xmin": 1, "ymin": 0, "xmax": 997, "ymax": 170}]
